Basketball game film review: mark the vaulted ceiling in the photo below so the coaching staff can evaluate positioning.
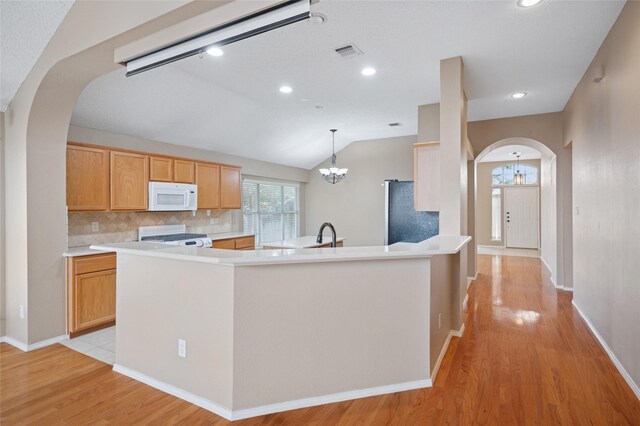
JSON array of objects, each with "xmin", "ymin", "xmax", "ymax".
[{"xmin": 2, "ymin": 1, "xmax": 624, "ymax": 169}]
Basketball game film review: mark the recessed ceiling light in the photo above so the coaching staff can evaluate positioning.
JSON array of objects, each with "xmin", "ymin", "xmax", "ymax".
[
  {"xmin": 279, "ymin": 86, "xmax": 293, "ymax": 94},
  {"xmin": 510, "ymin": 92, "xmax": 527, "ymax": 99},
  {"xmin": 207, "ymin": 47, "xmax": 224, "ymax": 57},
  {"xmin": 361, "ymin": 67, "xmax": 376, "ymax": 76},
  {"xmin": 517, "ymin": 0, "xmax": 542, "ymax": 7}
]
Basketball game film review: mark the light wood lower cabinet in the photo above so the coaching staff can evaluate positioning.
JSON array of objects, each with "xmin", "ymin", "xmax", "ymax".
[
  {"xmin": 67, "ymin": 253, "xmax": 116, "ymax": 336},
  {"xmin": 212, "ymin": 235, "xmax": 255, "ymax": 250}
]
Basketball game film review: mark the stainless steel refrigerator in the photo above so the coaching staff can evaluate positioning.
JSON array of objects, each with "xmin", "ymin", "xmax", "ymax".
[{"xmin": 384, "ymin": 180, "xmax": 439, "ymax": 245}]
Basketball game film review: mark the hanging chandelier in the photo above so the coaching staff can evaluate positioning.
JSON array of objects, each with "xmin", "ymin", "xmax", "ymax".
[
  {"xmin": 319, "ymin": 129, "xmax": 348, "ymax": 184},
  {"xmin": 514, "ymin": 154, "xmax": 524, "ymax": 185}
]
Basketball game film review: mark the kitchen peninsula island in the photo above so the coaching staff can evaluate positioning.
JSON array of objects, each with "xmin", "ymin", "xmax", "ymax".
[{"xmin": 92, "ymin": 235, "xmax": 470, "ymax": 421}]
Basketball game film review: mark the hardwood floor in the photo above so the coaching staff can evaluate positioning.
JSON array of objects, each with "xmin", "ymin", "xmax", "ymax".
[{"xmin": 2, "ymin": 254, "xmax": 639, "ymax": 424}]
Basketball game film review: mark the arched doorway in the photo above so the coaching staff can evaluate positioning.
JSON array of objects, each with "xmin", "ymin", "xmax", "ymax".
[{"xmin": 474, "ymin": 137, "xmax": 558, "ymax": 284}]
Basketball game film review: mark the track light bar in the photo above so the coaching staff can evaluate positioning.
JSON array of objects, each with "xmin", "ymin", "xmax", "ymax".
[{"xmin": 124, "ymin": 0, "xmax": 310, "ymax": 77}]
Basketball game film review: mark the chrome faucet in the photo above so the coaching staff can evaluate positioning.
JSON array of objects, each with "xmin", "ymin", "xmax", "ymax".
[{"xmin": 316, "ymin": 222, "xmax": 337, "ymax": 247}]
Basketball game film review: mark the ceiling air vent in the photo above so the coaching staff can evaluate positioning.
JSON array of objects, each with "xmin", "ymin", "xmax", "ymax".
[
  {"xmin": 334, "ymin": 43, "xmax": 363, "ymax": 58},
  {"xmin": 388, "ymin": 122, "xmax": 403, "ymax": 127}
]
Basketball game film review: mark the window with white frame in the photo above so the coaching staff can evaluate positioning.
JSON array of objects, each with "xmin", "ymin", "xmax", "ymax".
[
  {"xmin": 242, "ymin": 179, "xmax": 299, "ymax": 246},
  {"xmin": 491, "ymin": 188, "xmax": 502, "ymax": 241},
  {"xmin": 491, "ymin": 164, "xmax": 538, "ymax": 185}
]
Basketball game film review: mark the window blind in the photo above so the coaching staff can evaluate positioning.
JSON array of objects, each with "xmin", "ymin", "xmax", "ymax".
[{"xmin": 242, "ymin": 180, "xmax": 299, "ymax": 245}]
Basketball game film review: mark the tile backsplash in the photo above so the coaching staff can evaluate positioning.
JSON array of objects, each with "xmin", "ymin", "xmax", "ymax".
[{"xmin": 67, "ymin": 210, "xmax": 239, "ymax": 247}]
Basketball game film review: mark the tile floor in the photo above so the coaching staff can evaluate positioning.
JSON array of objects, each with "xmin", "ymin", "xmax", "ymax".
[
  {"xmin": 60, "ymin": 326, "xmax": 116, "ymax": 365},
  {"xmin": 477, "ymin": 245, "xmax": 540, "ymax": 258}
]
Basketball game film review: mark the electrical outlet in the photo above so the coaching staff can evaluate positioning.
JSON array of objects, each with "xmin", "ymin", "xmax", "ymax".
[
  {"xmin": 438, "ymin": 313, "xmax": 442, "ymax": 329},
  {"xmin": 91, "ymin": 222, "xmax": 99, "ymax": 232},
  {"xmin": 210, "ymin": 218, "xmax": 217, "ymax": 225},
  {"xmin": 178, "ymin": 339, "xmax": 187, "ymax": 358},
  {"xmin": 19, "ymin": 305, "xmax": 25, "ymax": 319},
  {"xmin": 206, "ymin": 210, "xmax": 211, "ymax": 216}
]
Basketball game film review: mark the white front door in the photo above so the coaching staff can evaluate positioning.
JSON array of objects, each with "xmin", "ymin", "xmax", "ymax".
[{"xmin": 504, "ymin": 187, "xmax": 539, "ymax": 249}]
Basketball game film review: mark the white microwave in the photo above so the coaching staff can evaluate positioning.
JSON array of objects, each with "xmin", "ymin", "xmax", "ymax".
[{"xmin": 148, "ymin": 182, "xmax": 197, "ymax": 211}]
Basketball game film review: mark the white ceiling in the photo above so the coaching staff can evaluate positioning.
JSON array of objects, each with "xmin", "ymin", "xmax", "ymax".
[
  {"xmin": 479, "ymin": 144, "xmax": 541, "ymax": 163},
  {"xmin": 0, "ymin": 0, "xmax": 74, "ymax": 111},
  {"xmin": 67, "ymin": 1, "xmax": 623, "ymax": 169}
]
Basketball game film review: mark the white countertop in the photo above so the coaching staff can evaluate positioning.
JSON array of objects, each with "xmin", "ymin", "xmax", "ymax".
[
  {"xmin": 262, "ymin": 236, "xmax": 346, "ymax": 249},
  {"xmin": 91, "ymin": 235, "xmax": 471, "ymax": 267},
  {"xmin": 63, "ymin": 246, "xmax": 115, "ymax": 257}
]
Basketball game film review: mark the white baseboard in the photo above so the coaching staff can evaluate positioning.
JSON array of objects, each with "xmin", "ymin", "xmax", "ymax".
[
  {"xmin": 539, "ymin": 256, "xmax": 572, "ymax": 291},
  {"xmin": 29, "ymin": 335, "xmax": 69, "ymax": 350},
  {"xmin": 467, "ymin": 272, "xmax": 478, "ymax": 288},
  {"xmin": 1, "ymin": 336, "xmax": 28, "ymax": 351},
  {"xmin": 232, "ymin": 379, "xmax": 431, "ymax": 420},
  {"xmin": 114, "ymin": 363, "xmax": 431, "ymax": 421},
  {"xmin": 431, "ymin": 332, "xmax": 453, "ymax": 383},
  {"xmin": 463, "ymin": 292, "xmax": 469, "ymax": 309},
  {"xmin": 431, "ymin": 322, "xmax": 466, "ymax": 384},
  {"xmin": 113, "ymin": 364, "xmax": 233, "ymax": 419},
  {"xmin": 572, "ymin": 301, "xmax": 640, "ymax": 401},
  {"xmin": 0, "ymin": 334, "xmax": 68, "ymax": 352},
  {"xmin": 451, "ymin": 323, "xmax": 465, "ymax": 338}
]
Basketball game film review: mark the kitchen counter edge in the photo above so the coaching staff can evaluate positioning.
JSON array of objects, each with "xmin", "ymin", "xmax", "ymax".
[{"xmin": 91, "ymin": 235, "xmax": 471, "ymax": 267}]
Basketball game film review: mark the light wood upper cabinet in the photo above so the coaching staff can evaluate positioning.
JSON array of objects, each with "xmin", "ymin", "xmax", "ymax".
[
  {"xmin": 220, "ymin": 166, "xmax": 242, "ymax": 209},
  {"xmin": 66, "ymin": 145, "xmax": 110, "ymax": 211},
  {"xmin": 149, "ymin": 156, "xmax": 173, "ymax": 182},
  {"xmin": 110, "ymin": 151, "xmax": 149, "ymax": 210},
  {"xmin": 195, "ymin": 163, "xmax": 220, "ymax": 210},
  {"xmin": 67, "ymin": 142, "xmax": 242, "ymax": 211},
  {"xmin": 414, "ymin": 142, "xmax": 440, "ymax": 212},
  {"xmin": 174, "ymin": 160, "xmax": 195, "ymax": 184}
]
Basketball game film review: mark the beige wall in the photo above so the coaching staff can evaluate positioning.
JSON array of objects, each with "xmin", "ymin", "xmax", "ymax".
[
  {"xmin": 0, "ymin": 111, "xmax": 5, "ymax": 336},
  {"xmin": 2, "ymin": 1, "xmax": 263, "ymax": 345},
  {"xmin": 116, "ymin": 253, "xmax": 437, "ymax": 416},
  {"xmin": 439, "ymin": 57, "xmax": 467, "ymax": 236},
  {"xmin": 429, "ymin": 253, "xmax": 459, "ymax": 373},
  {"xmin": 476, "ymin": 159, "xmax": 541, "ymax": 247},
  {"xmin": 418, "ymin": 103, "xmax": 440, "ymax": 143},
  {"xmin": 563, "ymin": 1, "xmax": 640, "ymax": 391},
  {"xmin": 466, "ymin": 160, "xmax": 476, "ymax": 278},
  {"xmin": 305, "ymin": 135, "xmax": 416, "ymax": 246},
  {"xmin": 439, "ymin": 57, "xmax": 468, "ymax": 330}
]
